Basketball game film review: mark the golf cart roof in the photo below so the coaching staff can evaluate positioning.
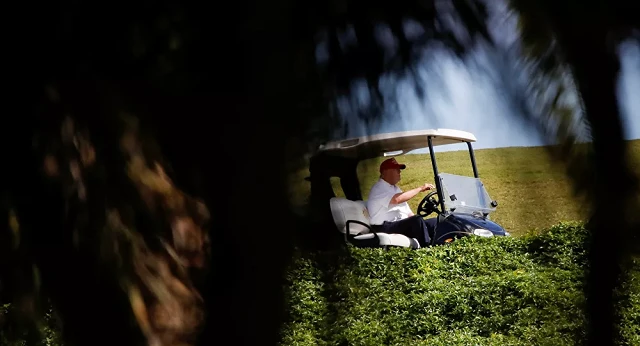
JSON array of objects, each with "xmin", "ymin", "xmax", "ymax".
[{"xmin": 316, "ymin": 128, "xmax": 477, "ymax": 160}]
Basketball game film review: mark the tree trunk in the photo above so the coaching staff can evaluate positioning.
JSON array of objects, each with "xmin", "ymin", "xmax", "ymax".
[
  {"xmin": 556, "ymin": 23, "xmax": 638, "ymax": 346},
  {"xmin": 157, "ymin": 1, "xmax": 301, "ymax": 345}
]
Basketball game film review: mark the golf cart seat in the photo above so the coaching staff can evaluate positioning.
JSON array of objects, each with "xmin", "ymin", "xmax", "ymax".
[{"xmin": 329, "ymin": 197, "xmax": 420, "ymax": 249}]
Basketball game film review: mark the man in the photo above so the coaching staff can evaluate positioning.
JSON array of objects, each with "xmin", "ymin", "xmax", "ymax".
[{"xmin": 366, "ymin": 157, "xmax": 437, "ymax": 247}]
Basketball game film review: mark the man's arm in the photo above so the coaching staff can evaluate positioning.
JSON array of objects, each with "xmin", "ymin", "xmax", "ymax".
[{"xmin": 390, "ymin": 183, "xmax": 434, "ymax": 205}]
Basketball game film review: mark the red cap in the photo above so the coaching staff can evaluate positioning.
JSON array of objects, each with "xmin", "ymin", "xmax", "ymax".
[{"xmin": 379, "ymin": 157, "xmax": 406, "ymax": 172}]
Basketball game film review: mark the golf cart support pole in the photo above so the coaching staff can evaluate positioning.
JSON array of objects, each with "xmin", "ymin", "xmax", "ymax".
[
  {"xmin": 466, "ymin": 142, "xmax": 479, "ymax": 178},
  {"xmin": 427, "ymin": 136, "xmax": 447, "ymax": 213}
]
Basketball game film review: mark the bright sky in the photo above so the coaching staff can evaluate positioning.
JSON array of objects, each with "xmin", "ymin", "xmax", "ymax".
[{"xmin": 335, "ymin": 5, "xmax": 640, "ymax": 153}]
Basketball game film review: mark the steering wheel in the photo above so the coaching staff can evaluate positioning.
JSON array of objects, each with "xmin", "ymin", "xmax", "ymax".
[{"xmin": 417, "ymin": 190, "xmax": 442, "ymax": 217}]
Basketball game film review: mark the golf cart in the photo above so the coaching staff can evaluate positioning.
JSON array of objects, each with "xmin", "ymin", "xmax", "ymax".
[{"xmin": 306, "ymin": 128, "xmax": 509, "ymax": 249}]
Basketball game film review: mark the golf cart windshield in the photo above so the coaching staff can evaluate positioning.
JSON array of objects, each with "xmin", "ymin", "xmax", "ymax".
[{"xmin": 439, "ymin": 173, "xmax": 496, "ymax": 215}]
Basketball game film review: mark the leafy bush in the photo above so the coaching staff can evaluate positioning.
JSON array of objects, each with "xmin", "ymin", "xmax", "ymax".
[
  {"xmin": 615, "ymin": 263, "xmax": 640, "ymax": 346},
  {"xmin": 279, "ymin": 222, "xmax": 640, "ymax": 346},
  {"xmin": 3, "ymin": 223, "xmax": 638, "ymax": 345},
  {"xmin": 0, "ymin": 302, "xmax": 63, "ymax": 346}
]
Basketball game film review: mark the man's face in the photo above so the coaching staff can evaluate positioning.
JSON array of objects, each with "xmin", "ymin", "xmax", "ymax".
[{"xmin": 382, "ymin": 168, "xmax": 402, "ymax": 185}]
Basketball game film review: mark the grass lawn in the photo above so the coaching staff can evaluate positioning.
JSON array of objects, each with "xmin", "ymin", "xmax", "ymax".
[{"xmin": 289, "ymin": 139, "xmax": 640, "ymax": 237}]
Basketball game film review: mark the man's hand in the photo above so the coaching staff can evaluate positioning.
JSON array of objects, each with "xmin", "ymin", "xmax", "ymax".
[
  {"xmin": 391, "ymin": 183, "xmax": 436, "ymax": 205},
  {"xmin": 420, "ymin": 183, "xmax": 435, "ymax": 192}
]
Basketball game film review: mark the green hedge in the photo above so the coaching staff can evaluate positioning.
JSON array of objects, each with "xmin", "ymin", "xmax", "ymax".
[
  {"xmin": 2, "ymin": 223, "xmax": 638, "ymax": 345},
  {"xmin": 279, "ymin": 222, "xmax": 640, "ymax": 346},
  {"xmin": 1, "ymin": 303, "xmax": 62, "ymax": 346}
]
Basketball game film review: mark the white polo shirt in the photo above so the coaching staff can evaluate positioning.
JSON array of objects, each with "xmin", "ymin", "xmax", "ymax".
[{"xmin": 366, "ymin": 178, "xmax": 413, "ymax": 225}]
